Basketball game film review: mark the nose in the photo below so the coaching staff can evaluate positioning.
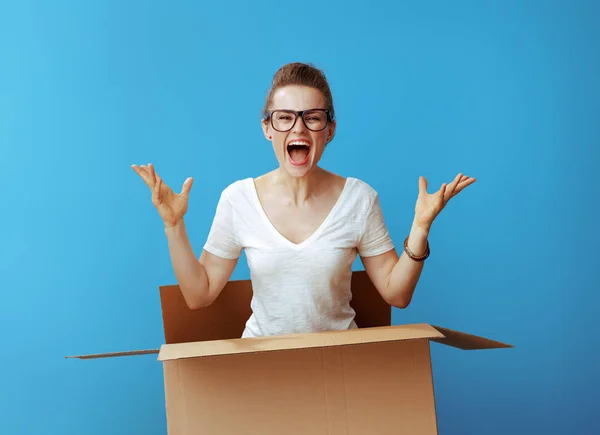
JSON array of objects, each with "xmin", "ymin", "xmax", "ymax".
[{"xmin": 291, "ymin": 113, "xmax": 308, "ymax": 133}]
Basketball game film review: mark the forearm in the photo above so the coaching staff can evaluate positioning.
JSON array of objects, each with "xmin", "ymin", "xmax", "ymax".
[
  {"xmin": 385, "ymin": 221, "xmax": 430, "ymax": 307},
  {"xmin": 164, "ymin": 219, "xmax": 210, "ymax": 308}
]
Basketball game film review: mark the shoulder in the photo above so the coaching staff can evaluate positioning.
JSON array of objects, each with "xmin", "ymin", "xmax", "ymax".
[
  {"xmin": 331, "ymin": 176, "xmax": 382, "ymax": 223},
  {"xmin": 212, "ymin": 178, "xmax": 256, "ymax": 214},
  {"xmin": 345, "ymin": 177, "xmax": 380, "ymax": 205},
  {"xmin": 219, "ymin": 178, "xmax": 253, "ymax": 199}
]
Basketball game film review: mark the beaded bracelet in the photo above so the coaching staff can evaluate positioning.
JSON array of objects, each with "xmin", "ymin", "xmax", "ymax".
[{"xmin": 403, "ymin": 236, "xmax": 430, "ymax": 261}]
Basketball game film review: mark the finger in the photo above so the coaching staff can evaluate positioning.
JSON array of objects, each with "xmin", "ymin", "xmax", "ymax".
[
  {"xmin": 446, "ymin": 173, "xmax": 462, "ymax": 199},
  {"xmin": 438, "ymin": 183, "xmax": 447, "ymax": 207},
  {"xmin": 131, "ymin": 164, "xmax": 143, "ymax": 177},
  {"xmin": 131, "ymin": 165, "xmax": 154, "ymax": 189},
  {"xmin": 138, "ymin": 164, "xmax": 150, "ymax": 177},
  {"xmin": 152, "ymin": 175, "xmax": 163, "ymax": 205},
  {"xmin": 131, "ymin": 165, "xmax": 148, "ymax": 183},
  {"xmin": 454, "ymin": 176, "xmax": 476, "ymax": 195},
  {"xmin": 457, "ymin": 175, "xmax": 470, "ymax": 187},
  {"xmin": 180, "ymin": 177, "xmax": 194, "ymax": 197},
  {"xmin": 418, "ymin": 176, "xmax": 428, "ymax": 196},
  {"xmin": 148, "ymin": 163, "xmax": 158, "ymax": 184}
]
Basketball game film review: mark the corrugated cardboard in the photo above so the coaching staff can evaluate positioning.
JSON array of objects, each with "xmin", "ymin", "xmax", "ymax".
[{"xmin": 67, "ymin": 270, "xmax": 512, "ymax": 434}]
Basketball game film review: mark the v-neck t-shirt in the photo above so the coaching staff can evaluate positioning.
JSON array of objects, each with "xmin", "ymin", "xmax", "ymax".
[{"xmin": 203, "ymin": 177, "xmax": 395, "ymax": 338}]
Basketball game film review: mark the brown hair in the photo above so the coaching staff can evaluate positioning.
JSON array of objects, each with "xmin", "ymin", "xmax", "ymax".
[{"xmin": 262, "ymin": 62, "xmax": 335, "ymax": 120}]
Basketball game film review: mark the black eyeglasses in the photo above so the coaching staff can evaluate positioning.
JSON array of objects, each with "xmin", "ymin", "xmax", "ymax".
[{"xmin": 264, "ymin": 109, "xmax": 334, "ymax": 132}]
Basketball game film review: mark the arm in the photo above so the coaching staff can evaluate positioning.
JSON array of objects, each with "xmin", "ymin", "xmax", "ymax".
[
  {"xmin": 165, "ymin": 219, "xmax": 238, "ymax": 309},
  {"xmin": 361, "ymin": 220, "xmax": 429, "ymax": 308},
  {"xmin": 130, "ymin": 164, "xmax": 241, "ymax": 309},
  {"xmin": 360, "ymin": 173, "xmax": 476, "ymax": 308}
]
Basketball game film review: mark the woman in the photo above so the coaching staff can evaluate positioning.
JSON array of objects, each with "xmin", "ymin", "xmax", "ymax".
[{"xmin": 132, "ymin": 62, "xmax": 475, "ymax": 338}]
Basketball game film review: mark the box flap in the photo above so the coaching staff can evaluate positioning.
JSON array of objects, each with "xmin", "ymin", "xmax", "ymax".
[
  {"xmin": 158, "ymin": 323, "xmax": 443, "ymax": 361},
  {"xmin": 64, "ymin": 349, "xmax": 159, "ymax": 360},
  {"xmin": 159, "ymin": 270, "xmax": 391, "ymax": 344},
  {"xmin": 431, "ymin": 325, "xmax": 514, "ymax": 350},
  {"xmin": 159, "ymin": 279, "xmax": 253, "ymax": 344}
]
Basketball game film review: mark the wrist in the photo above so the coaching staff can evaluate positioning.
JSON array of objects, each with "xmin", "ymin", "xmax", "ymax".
[
  {"xmin": 410, "ymin": 219, "xmax": 430, "ymax": 239},
  {"xmin": 164, "ymin": 218, "xmax": 185, "ymax": 235},
  {"xmin": 404, "ymin": 219, "xmax": 430, "ymax": 259}
]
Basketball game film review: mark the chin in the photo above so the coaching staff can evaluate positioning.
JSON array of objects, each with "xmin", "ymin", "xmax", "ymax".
[{"xmin": 286, "ymin": 150, "xmax": 323, "ymax": 176}]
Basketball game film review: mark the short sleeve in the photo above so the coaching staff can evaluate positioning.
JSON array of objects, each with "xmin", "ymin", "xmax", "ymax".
[
  {"xmin": 357, "ymin": 193, "xmax": 395, "ymax": 257},
  {"xmin": 203, "ymin": 189, "xmax": 243, "ymax": 260}
]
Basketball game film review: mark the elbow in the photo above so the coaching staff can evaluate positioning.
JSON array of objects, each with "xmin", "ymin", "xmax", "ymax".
[
  {"xmin": 383, "ymin": 291, "xmax": 412, "ymax": 309},
  {"xmin": 396, "ymin": 299, "xmax": 411, "ymax": 309},
  {"xmin": 186, "ymin": 299, "xmax": 210, "ymax": 310},
  {"xmin": 181, "ymin": 288, "xmax": 214, "ymax": 310},
  {"xmin": 388, "ymin": 297, "xmax": 411, "ymax": 309}
]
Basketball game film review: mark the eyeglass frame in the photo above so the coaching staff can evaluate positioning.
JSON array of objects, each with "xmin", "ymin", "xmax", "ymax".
[{"xmin": 263, "ymin": 108, "xmax": 335, "ymax": 132}]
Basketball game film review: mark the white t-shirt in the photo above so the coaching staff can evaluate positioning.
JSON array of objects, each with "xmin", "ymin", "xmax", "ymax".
[{"xmin": 203, "ymin": 177, "xmax": 395, "ymax": 338}]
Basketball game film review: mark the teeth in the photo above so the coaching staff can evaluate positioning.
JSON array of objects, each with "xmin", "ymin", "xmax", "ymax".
[{"xmin": 289, "ymin": 141, "xmax": 310, "ymax": 147}]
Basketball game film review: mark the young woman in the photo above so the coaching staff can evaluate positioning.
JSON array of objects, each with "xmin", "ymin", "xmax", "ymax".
[{"xmin": 132, "ymin": 62, "xmax": 475, "ymax": 338}]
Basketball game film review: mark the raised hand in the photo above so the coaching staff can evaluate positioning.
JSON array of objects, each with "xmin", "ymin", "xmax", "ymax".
[
  {"xmin": 131, "ymin": 163, "xmax": 193, "ymax": 227},
  {"xmin": 414, "ymin": 173, "xmax": 476, "ymax": 231}
]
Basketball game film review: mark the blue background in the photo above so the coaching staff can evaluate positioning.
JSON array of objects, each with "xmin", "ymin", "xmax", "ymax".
[{"xmin": 1, "ymin": 0, "xmax": 598, "ymax": 434}]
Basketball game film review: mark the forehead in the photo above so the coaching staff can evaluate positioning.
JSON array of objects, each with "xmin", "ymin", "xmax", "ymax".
[{"xmin": 270, "ymin": 85, "xmax": 326, "ymax": 111}]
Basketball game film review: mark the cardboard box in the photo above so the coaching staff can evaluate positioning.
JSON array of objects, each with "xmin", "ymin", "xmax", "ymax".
[{"xmin": 67, "ymin": 270, "xmax": 513, "ymax": 434}]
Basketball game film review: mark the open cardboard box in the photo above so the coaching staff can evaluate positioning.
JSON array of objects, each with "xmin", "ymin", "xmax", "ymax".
[{"xmin": 67, "ymin": 270, "xmax": 513, "ymax": 434}]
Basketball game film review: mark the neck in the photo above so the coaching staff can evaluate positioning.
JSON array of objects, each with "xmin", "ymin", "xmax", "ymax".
[{"xmin": 273, "ymin": 167, "xmax": 325, "ymax": 204}]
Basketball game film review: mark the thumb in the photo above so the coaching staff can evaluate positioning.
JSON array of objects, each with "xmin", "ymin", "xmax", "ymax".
[
  {"xmin": 180, "ymin": 177, "xmax": 193, "ymax": 197},
  {"xmin": 419, "ymin": 176, "xmax": 428, "ymax": 195},
  {"xmin": 437, "ymin": 183, "xmax": 447, "ymax": 207}
]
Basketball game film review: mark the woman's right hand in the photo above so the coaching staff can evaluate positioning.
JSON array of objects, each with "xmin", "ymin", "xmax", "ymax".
[{"xmin": 132, "ymin": 163, "xmax": 194, "ymax": 228}]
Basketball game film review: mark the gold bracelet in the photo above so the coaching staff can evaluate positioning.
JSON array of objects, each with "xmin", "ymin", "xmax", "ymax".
[{"xmin": 403, "ymin": 236, "xmax": 430, "ymax": 261}]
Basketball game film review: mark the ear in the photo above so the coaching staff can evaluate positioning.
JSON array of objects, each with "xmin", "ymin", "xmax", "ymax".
[
  {"xmin": 326, "ymin": 120, "xmax": 337, "ymax": 144},
  {"xmin": 261, "ymin": 119, "xmax": 272, "ymax": 141}
]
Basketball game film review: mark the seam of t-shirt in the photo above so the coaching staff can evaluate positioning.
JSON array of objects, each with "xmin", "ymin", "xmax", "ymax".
[
  {"xmin": 360, "ymin": 242, "xmax": 395, "ymax": 258},
  {"xmin": 225, "ymin": 185, "xmax": 244, "ymax": 253},
  {"xmin": 358, "ymin": 188, "xmax": 377, "ymax": 249},
  {"xmin": 203, "ymin": 243, "xmax": 241, "ymax": 260}
]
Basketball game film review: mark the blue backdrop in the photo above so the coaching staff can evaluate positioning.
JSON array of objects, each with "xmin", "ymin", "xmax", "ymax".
[{"xmin": 1, "ymin": 1, "xmax": 598, "ymax": 434}]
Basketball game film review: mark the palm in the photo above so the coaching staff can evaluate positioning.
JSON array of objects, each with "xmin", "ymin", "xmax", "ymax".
[
  {"xmin": 154, "ymin": 182, "xmax": 189, "ymax": 224},
  {"xmin": 132, "ymin": 163, "xmax": 193, "ymax": 227},
  {"xmin": 414, "ymin": 173, "xmax": 476, "ymax": 229}
]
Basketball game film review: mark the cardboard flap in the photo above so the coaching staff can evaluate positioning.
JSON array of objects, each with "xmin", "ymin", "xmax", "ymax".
[
  {"xmin": 159, "ymin": 279, "xmax": 253, "ymax": 344},
  {"xmin": 65, "ymin": 349, "xmax": 159, "ymax": 360},
  {"xmin": 431, "ymin": 325, "xmax": 514, "ymax": 350},
  {"xmin": 158, "ymin": 323, "xmax": 443, "ymax": 361},
  {"xmin": 159, "ymin": 270, "xmax": 391, "ymax": 344}
]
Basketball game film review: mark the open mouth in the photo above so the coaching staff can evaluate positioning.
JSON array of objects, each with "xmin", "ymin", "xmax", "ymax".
[{"xmin": 287, "ymin": 140, "xmax": 311, "ymax": 166}]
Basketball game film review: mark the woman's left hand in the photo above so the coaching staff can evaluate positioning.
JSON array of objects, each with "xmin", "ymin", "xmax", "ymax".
[{"xmin": 413, "ymin": 173, "xmax": 476, "ymax": 231}]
